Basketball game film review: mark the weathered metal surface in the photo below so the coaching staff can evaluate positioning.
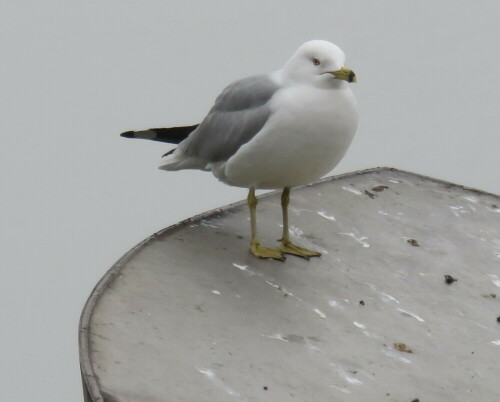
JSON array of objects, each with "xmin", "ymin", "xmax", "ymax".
[{"xmin": 79, "ymin": 168, "xmax": 500, "ymax": 401}]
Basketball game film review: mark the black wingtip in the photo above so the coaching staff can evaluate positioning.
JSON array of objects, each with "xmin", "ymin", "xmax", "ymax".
[
  {"xmin": 162, "ymin": 149, "xmax": 175, "ymax": 158},
  {"xmin": 120, "ymin": 131, "xmax": 135, "ymax": 138}
]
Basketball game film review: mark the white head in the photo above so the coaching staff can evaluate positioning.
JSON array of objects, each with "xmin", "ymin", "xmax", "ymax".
[{"xmin": 279, "ymin": 40, "xmax": 356, "ymax": 87}]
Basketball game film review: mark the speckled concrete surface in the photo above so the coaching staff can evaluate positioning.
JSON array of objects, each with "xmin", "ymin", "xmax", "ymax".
[{"xmin": 80, "ymin": 168, "xmax": 500, "ymax": 402}]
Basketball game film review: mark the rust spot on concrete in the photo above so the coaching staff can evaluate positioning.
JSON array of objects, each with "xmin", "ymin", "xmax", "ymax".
[
  {"xmin": 394, "ymin": 343, "xmax": 413, "ymax": 353},
  {"xmin": 372, "ymin": 185, "xmax": 389, "ymax": 192}
]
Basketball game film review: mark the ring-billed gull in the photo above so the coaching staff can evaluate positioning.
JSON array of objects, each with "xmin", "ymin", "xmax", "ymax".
[{"xmin": 121, "ymin": 40, "xmax": 358, "ymax": 260}]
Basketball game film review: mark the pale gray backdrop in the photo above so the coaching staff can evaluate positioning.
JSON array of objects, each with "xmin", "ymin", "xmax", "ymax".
[{"xmin": 1, "ymin": 0, "xmax": 499, "ymax": 400}]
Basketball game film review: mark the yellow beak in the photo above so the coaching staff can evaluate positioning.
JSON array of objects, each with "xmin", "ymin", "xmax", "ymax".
[{"xmin": 330, "ymin": 67, "xmax": 357, "ymax": 83}]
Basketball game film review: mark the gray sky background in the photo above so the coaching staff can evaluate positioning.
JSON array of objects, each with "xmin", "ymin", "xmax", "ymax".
[{"xmin": 1, "ymin": 0, "xmax": 499, "ymax": 400}]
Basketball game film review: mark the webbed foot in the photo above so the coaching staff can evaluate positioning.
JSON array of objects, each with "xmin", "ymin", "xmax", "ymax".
[
  {"xmin": 251, "ymin": 242, "xmax": 286, "ymax": 261},
  {"xmin": 279, "ymin": 241, "xmax": 321, "ymax": 260}
]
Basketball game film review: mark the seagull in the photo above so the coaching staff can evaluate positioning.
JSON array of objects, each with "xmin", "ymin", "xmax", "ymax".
[{"xmin": 121, "ymin": 40, "xmax": 358, "ymax": 261}]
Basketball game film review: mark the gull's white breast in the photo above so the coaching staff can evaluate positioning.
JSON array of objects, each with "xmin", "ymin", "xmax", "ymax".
[{"xmin": 217, "ymin": 84, "xmax": 358, "ymax": 189}]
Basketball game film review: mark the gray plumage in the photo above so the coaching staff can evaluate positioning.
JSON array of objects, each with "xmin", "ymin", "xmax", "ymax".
[{"xmin": 176, "ymin": 75, "xmax": 281, "ymax": 162}]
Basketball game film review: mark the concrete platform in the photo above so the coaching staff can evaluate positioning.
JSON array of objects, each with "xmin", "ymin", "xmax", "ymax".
[{"xmin": 79, "ymin": 168, "xmax": 500, "ymax": 402}]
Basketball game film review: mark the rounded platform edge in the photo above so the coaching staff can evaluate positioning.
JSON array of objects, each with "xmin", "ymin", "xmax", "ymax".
[{"xmin": 78, "ymin": 200, "xmax": 248, "ymax": 401}]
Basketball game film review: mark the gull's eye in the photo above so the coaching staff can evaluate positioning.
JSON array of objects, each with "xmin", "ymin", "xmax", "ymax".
[{"xmin": 312, "ymin": 57, "xmax": 320, "ymax": 66}]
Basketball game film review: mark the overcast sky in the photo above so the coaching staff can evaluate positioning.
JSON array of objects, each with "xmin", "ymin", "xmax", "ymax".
[{"xmin": 1, "ymin": 1, "xmax": 499, "ymax": 401}]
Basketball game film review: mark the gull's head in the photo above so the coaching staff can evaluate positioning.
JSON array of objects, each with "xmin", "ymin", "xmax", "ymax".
[{"xmin": 279, "ymin": 40, "xmax": 356, "ymax": 87}]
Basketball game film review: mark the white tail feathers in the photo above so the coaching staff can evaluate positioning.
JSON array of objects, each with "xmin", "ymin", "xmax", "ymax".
[{"xmin": 159, "ymin": 154, "xmax": 210, "ymax": 171}]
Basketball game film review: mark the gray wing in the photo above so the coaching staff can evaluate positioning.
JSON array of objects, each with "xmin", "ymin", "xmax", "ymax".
[{"xmin": 177, "ymin": 75, "xmax": 281, "ymax": 162}]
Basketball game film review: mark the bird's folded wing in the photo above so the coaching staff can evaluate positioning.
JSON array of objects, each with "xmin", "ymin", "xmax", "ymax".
[{"xmin": 177, "ymin": 75, "xmax": 281, "ymax": 163}]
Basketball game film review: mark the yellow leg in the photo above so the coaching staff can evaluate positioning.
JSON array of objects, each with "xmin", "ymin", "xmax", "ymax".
[
  {"xmin": 279, "ymin": 187, "xmax": 321, "ymax": 259},
  {"xmin": 247, "ymin": 187, "xmax": 285, "ymax": 260}
]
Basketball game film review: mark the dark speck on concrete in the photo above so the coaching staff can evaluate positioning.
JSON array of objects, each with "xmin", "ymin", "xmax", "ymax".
[
  {"xmin": 364, "ymin": 190, "xmax": 376, "ymax": 199},
  {"xmin": 496, "ymin": 316, "xmax": 500, "ymax": 323},
  {"xmin": 263, "ymin": 386, "xmax": 268, "ymax": 391},
  {"xmin": 407, "ymin": 238, "xmax": 420, "ymax": 247},
  {"xmin": 444, "ymin": 275, "xmax": 457, "ymax": 284},
  {"xmin": 359, "ymin": 300, "xmax": 365, "ymax": 306},
  {"xmin": 372, "ymin": 185, "xmax": 389, "ymax": 192}
]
